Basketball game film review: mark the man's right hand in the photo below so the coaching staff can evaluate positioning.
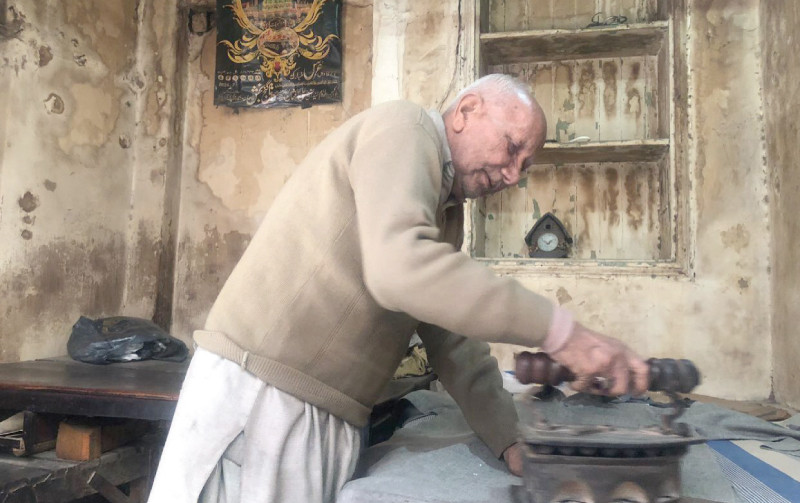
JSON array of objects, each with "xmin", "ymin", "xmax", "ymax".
[{"xmin": 548, "ymin": 323, "xmax": 649, "ymax": 396}]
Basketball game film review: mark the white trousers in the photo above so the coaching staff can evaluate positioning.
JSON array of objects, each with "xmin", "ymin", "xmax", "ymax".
[{"xmin": 148, "ymin": 348, "xmax": 361, "ymax": 503}]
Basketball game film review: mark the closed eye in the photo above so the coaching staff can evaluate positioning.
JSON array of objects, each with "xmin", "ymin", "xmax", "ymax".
[
  {"xmin": 506, "ymin": 136, "xmax": 518, "ymax": 156},
  {"xmin": 521, "ymin": 157, "xmax": 535, "ymax": 173}
]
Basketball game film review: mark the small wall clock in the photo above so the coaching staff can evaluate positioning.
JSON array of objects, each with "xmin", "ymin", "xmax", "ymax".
[{"xmin": 524, "ymin": 213, "xmax": 573, "ymax": 258}]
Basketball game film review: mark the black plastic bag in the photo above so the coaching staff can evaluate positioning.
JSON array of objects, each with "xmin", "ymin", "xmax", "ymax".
[{"xmin": 67, "ymin": 316, "xmax": 188, "ymax": 365}]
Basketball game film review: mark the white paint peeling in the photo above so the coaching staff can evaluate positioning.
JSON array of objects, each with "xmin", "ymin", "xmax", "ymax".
[{"xmin": 371, "ymin": 0, "xmax": 407, "ymax": 104}]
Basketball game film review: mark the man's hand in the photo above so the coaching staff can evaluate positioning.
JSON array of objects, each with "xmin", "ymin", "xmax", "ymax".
[
  {"xmin": 502, "ymin": 443, "xmax": 523, "ymax": 476},
  {"xmin": 549, "ymin": 323, "xmax": 649, "ymax": 396}
]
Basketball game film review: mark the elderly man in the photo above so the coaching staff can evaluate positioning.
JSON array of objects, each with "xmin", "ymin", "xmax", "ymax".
[{"xmin": 148, "ymin": 74, "xmax": 648, "ymax": 503}]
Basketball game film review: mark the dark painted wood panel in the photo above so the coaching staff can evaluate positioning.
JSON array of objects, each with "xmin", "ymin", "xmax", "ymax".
[{"xmin": 0, "ymin": 359, "xmax": 187, "ymax": 401}]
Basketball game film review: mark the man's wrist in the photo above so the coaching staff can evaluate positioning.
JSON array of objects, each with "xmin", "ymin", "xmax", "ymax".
[{"xmin": 542, "ymin": 307, "xmax": 574, "ymax": 354}]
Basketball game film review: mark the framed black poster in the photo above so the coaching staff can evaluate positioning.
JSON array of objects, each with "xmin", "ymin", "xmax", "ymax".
[{"xmin": 214, "ymin": 0, "xmax": 342, "ymax": 108}]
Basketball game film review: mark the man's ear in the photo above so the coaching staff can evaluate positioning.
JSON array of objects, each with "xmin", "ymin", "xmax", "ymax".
[{"xmin": 451, "ymin": 93, "xmax": 481, "ymax": 133}]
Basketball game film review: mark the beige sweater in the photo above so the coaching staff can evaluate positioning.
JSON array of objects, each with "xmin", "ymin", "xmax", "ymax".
[{"xmin": 194, "ymin": 100, "xmax": 556, "ymax": 456}]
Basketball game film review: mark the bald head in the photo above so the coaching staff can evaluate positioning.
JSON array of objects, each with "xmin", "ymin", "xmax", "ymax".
[
  {"xmin": 443, "ymin": 74, "xmax": 548, "ymax": 201},
  {"xmin": 445, "ymin": 74, "xmax": 547, "ymax": 149}
]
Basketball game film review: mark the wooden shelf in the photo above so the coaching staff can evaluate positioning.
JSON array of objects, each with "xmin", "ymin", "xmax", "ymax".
[
  {"xmin": 475, "ymin": 258, "xmax": 687, "ymax": 278},
  {"xmin": 481, "ymin": 22, "xmax": 668, "ymax": 65},
  {"xmin": 533, "ymin": 139, "xmax": 669, "ymax": 165}
]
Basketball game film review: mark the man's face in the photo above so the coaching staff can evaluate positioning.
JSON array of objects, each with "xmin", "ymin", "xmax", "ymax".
[{"xmin": 448, "ymin": 94, "xmax": 543, "ymax": 202}]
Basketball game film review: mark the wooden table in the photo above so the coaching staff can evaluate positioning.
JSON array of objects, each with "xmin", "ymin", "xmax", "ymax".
[
  {"xmin": 0, "ymin": 357, "xmax": 189, "ymax": 421},
  {"xmin": 0, "ymin": 356, "xmax": 429, "ymax": 421},
  {"xmin": 0, "ymin": 356, "xmax": 434, "ymax": 501},
  {"xmin": 0, "ymin": 357, "xmax": 187, "ymax": 502}
]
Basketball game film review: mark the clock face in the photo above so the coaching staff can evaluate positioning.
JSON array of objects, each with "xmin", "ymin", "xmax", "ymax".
[{"xmin": 537, "ymin": 232, "xmax": 559, "ymax": 252}]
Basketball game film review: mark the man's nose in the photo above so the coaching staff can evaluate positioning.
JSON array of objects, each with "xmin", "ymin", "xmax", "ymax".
[{"xmin": 502, "ymin": 162, "xmax": 522, "ymax": 185}]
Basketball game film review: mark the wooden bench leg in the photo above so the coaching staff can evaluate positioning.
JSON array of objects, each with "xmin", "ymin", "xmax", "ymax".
[
  {"xmin": 127, "ymin": 475, "xmax": 150, "ymax": 503},
  {"xmin": 87, "ymin": 471, "xmax": 133, "ymax": 503}
]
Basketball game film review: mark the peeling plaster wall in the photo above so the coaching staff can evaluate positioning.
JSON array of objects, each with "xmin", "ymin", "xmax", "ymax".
[
  {"xmin": 170, "ymin": 1, "xmax": 373, "ymax": 344},
  {"xmin": 761, "ymin": 2, "xmax": 800, "ymax": 408},
  {"xmin": 0, "ymin": 0, "xmax": 781, "ymax": 402},
  {"xmin": 372, "ymin": 0, "xmax": 473, "ymax": 108},
  {"xmin": 378, "ymin": 0, "xmax": 772, "ymax": 400},
  {"xmin": 0, "ymin": 0, "xmax": 180, "ymax": 362},
  {"xmin": 524, "ymin": 0, "xmax": 771, "ymax": 400},
  {"xmin": 512, "ymin": 0, "xmax": 771, "ymax": 400}
]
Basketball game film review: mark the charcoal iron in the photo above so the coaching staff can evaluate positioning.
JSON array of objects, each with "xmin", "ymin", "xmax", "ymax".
[{"xmin": 514, "ymin": 353, "xmax": 703, "ymax": 503}]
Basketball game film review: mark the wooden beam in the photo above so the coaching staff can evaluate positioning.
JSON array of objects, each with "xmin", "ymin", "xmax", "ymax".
[
  {"xmin": 534, "ymin": 139, "xmax": 669, "ymax": 165},
  {"xmin": 88, "ymin": 471, "xmax": 134, "ymax": 503},
  {"xmin": 481, "ymin": 22, "xmax": 668, "ymax": 65}
]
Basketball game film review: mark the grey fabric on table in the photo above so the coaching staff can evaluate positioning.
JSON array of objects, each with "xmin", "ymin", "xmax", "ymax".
[
  {"xmin": 339, "ymin": 389, "xmax": 800, "ymax": 503},
  {"xmin": 340, "ymin": 391, "xmax": 522, "ymax": 503},
  {"xmin": 761, "ymin": 413, "xmax": 800, "ymax": 457}
]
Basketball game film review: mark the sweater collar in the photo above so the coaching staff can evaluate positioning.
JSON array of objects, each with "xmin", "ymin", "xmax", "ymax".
[{"xmin": 425, "ymin": 110, "xmax": 458, "ymax": 208}]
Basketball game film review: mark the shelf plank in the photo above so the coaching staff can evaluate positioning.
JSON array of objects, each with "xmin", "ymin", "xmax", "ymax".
[
  {"xmin": 533, "ymin": 139, "xmax": 669, "ymax": 165},
  {"xmin": 481, "ymin": 22, "xmax": 668, "ymax": 65}
]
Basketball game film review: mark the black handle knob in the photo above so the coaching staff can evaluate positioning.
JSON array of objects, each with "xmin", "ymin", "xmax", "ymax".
[{"xmin": 514, "ymin": 352, "xmax": 701, "ymax": 394}]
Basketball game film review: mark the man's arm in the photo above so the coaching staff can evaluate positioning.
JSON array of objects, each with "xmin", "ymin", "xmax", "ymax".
[
  {"xmin": 348, "ymin": 111, "xmax": 555, "ymax": 348},
  {"xmin": 349, "ymin": 106, "xmax": 648, "ymax": 397},
  {"xmin": 416, "ymin": 322, "xmax": 519, "ymax": 463}
]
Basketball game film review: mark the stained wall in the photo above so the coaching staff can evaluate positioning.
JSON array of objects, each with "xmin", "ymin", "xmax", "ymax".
[
  {"xmin": 169, "ymin": 0, "xmax": 373, "ymax": 342},
  {"xmin": 0, "ymin": 0, "xmax": 791, "ymax": 405},
  {"xmin": 511, "ymin": 0, "xmax": 772, "ymax": 400},
  {"xmin": 761, "ymin": 2, "xmax": 800, "ymax": 409},
  {"xmin": 0, "ymin": 0, "xmax": 181, "ymax": 362},
  {"xmin": 381, "ymin": 0, "xmax": 772, "ymax": 400}
]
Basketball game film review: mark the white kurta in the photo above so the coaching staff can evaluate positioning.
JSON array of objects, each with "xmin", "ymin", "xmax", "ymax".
[{"xmin": 148, "ymin": 348, "xmax": 361, "ymax": 503}]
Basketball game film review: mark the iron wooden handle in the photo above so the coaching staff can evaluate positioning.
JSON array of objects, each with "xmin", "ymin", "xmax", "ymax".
[{"xmin": 514, "ymin": 351, "xmax": 701, "ymax": 394}]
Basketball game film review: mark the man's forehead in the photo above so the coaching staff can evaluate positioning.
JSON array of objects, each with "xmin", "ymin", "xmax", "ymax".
[{"xmin": 491, "ymin": 103, "xmax": 537, "ymax": 137}]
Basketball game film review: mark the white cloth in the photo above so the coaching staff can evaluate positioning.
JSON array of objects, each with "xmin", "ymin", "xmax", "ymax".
[{"xmin": 148, "ymin": 348, "xmax": 362, "ymax": 503}]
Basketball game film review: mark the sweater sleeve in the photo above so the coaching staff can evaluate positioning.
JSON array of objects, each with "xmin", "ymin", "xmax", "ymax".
[
  {"xmin": 348, "ymin": 112, "xmax": 555, "ymax": 347},
  {"xmin": 417, "ymin": 323, "xmax": 519, "ymax": 458}
]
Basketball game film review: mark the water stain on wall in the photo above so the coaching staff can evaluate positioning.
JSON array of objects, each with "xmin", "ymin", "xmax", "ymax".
[
  {"xmin": 577, "ymin": 166, "xmax": 596, "ymax": 243},
  {"xmin": 0, "ymin": 238, "xmax": 125, "ymax": 363},
  {"xmin": 125, "ymin": 220, "xmax": 160, "ymax": 303},
  {"xmin": 18, "ymin": 191, "xmax": 39, "ymax": 212},
  {"xmin": 625, "ymin": 61, "xmax": 643, "ymax": 118},
  {"xmin": 577, "ymin": 61, "xmax": 597, "ymax": 119},
  {"xmin": 43, "ymin": 93, "xmax": 64, "ymax": 114},
  {"xmin": 37, "ymin": 45, "xmax": 52, "ymax": 67},
  {"xmin": 62, "ymin": 0, "xmax": 137, "ymax": 76},
  {"xmin": 625, "ymin": 168, "xmax": 644, "ymax": 230},
  {"xmin": 604, "ymin": 167, "xmax": 620, "ymax": 227},
  {"xmin": 556, "ymin": 286, "xmax": 573, "ymax": 305},
  {"xmin": 720, "ymin": 223, "xmax": 750, "ymax": 252},
  {"xmin": 59, "ymin": 82, "xmax": 122, "ymax": 150},
  {"xmin": 602, "ymin": 60, "xmax": 618, "ymax": 117},
  {"xmin": 172, "ymin": 228, "xmax": 252, "ymax": 344}
]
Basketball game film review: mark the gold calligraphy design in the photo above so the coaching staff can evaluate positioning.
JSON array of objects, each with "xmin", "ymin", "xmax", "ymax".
[{"xmin": 219, "ymin": 0, "xmax": 338, "ymax": 80}]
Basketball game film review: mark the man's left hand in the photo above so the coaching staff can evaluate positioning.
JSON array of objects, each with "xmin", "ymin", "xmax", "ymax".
[{"xmin": 502, "ymin": 443, "xmax": 523, "ymax": 476}]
